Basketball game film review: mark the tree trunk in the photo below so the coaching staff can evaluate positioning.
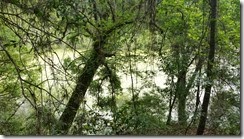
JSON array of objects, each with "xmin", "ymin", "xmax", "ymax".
[
  {"xmin": 166, "ymin": 76, "xmax": 176, "ymax": 125},
  {"xmin": 166, "ymin": 92, "xmax": 176, "ymax": 125},
  {"xmin": 176, "ymin": 70, "xmax": 187, "ymax": 125},
  {"xmin": 197, "ymin": 0, "xmax": 217, "ymax": 135},
  {"xmin": 148, "ymin": 0, "xmax": 156, "ymax": 32},
  {"xmin": 53, "ymin": 17, "xmax": 132, "ymax": 134},
  {"xmin": 56, "ymin": 43, "xmax": 104, "ymax": 134},
  {"xmin": 185, "ymin": 68, "xmax": 201, "ymax": 135}
]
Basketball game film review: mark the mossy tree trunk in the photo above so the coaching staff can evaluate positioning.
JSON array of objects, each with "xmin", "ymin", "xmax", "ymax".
[
  {"xmin": 56, "ymin": 40, "xmax": 105, "ymax": 134},
  {"xmin": 176, "ymin": 70, "xmax": 187, "ymax": 126},
  {"xmin": 55, "ymin": 20, "xmax": 133, "ymax": 134}
]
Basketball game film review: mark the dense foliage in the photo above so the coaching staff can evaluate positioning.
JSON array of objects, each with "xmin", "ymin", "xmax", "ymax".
[{"xmin": 0, "ymin": 0, "xmax": 240, "ymax": 135}]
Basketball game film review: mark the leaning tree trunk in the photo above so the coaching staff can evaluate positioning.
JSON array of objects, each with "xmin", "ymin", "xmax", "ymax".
[
  {"xmin": 54, "ymin": 19, "xmax": 133, "ymax": 134},
  {"xmin": 197, "ymin": 0, "xmax": 217, "ymax": 135},
  {"xmin": 56, "ymin": 40, "xmax": 104, "ymax": 134},
  {"xmin": 166, "ymin": 90, "xmax": 176, "ymax": 125}
]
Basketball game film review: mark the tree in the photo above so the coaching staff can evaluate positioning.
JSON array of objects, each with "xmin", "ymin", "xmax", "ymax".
[{"xmin": 197, "ymin": 0, "xmax": 217, "ymax": 135}]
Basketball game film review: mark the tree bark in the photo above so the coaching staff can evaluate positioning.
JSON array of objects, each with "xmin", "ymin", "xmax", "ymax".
[
  {"xmin": 176, "ymin": 70, "xmax": 187, "ymax": 125},
  {"xmin": 172, "ymin": 44, "xmax": 188, "ymax": 126},
  {"xmin": 148, "ymin": 0, "xmax": 156, "ymax": 32},
  {"xmin": 197, "ymin": 0, "xmax": 217, "ymax": 135},
  {"xmin": 56, "ymin": 41, "xmax": 104, "ymax": 134},
  {"xmin": 55, "ymin": 19, "xmax": 133, "ymax": 134},
  {"xmin": 166, "ymin": 91, "xmax": 176, "ymax": 125},
  {"xmin": 166, "ymin": 76, "xmax": 176, "ymax": 125}
]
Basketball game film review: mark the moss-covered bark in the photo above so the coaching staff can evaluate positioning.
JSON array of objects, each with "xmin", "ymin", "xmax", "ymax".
[{"xmin": 56, "ymin": 41, "xmax": 104, "ymax": 134}]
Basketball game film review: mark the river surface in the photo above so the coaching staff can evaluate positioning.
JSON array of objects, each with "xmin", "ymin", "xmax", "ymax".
[{"xmin": 16, "ymin": 47, "xmax": 205, "ymax": 123}]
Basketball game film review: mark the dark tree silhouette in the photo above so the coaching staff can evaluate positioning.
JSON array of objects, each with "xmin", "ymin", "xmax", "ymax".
[{"xmin": 197, "ymin": 0, "xmax": 217, "ymax": 135}]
